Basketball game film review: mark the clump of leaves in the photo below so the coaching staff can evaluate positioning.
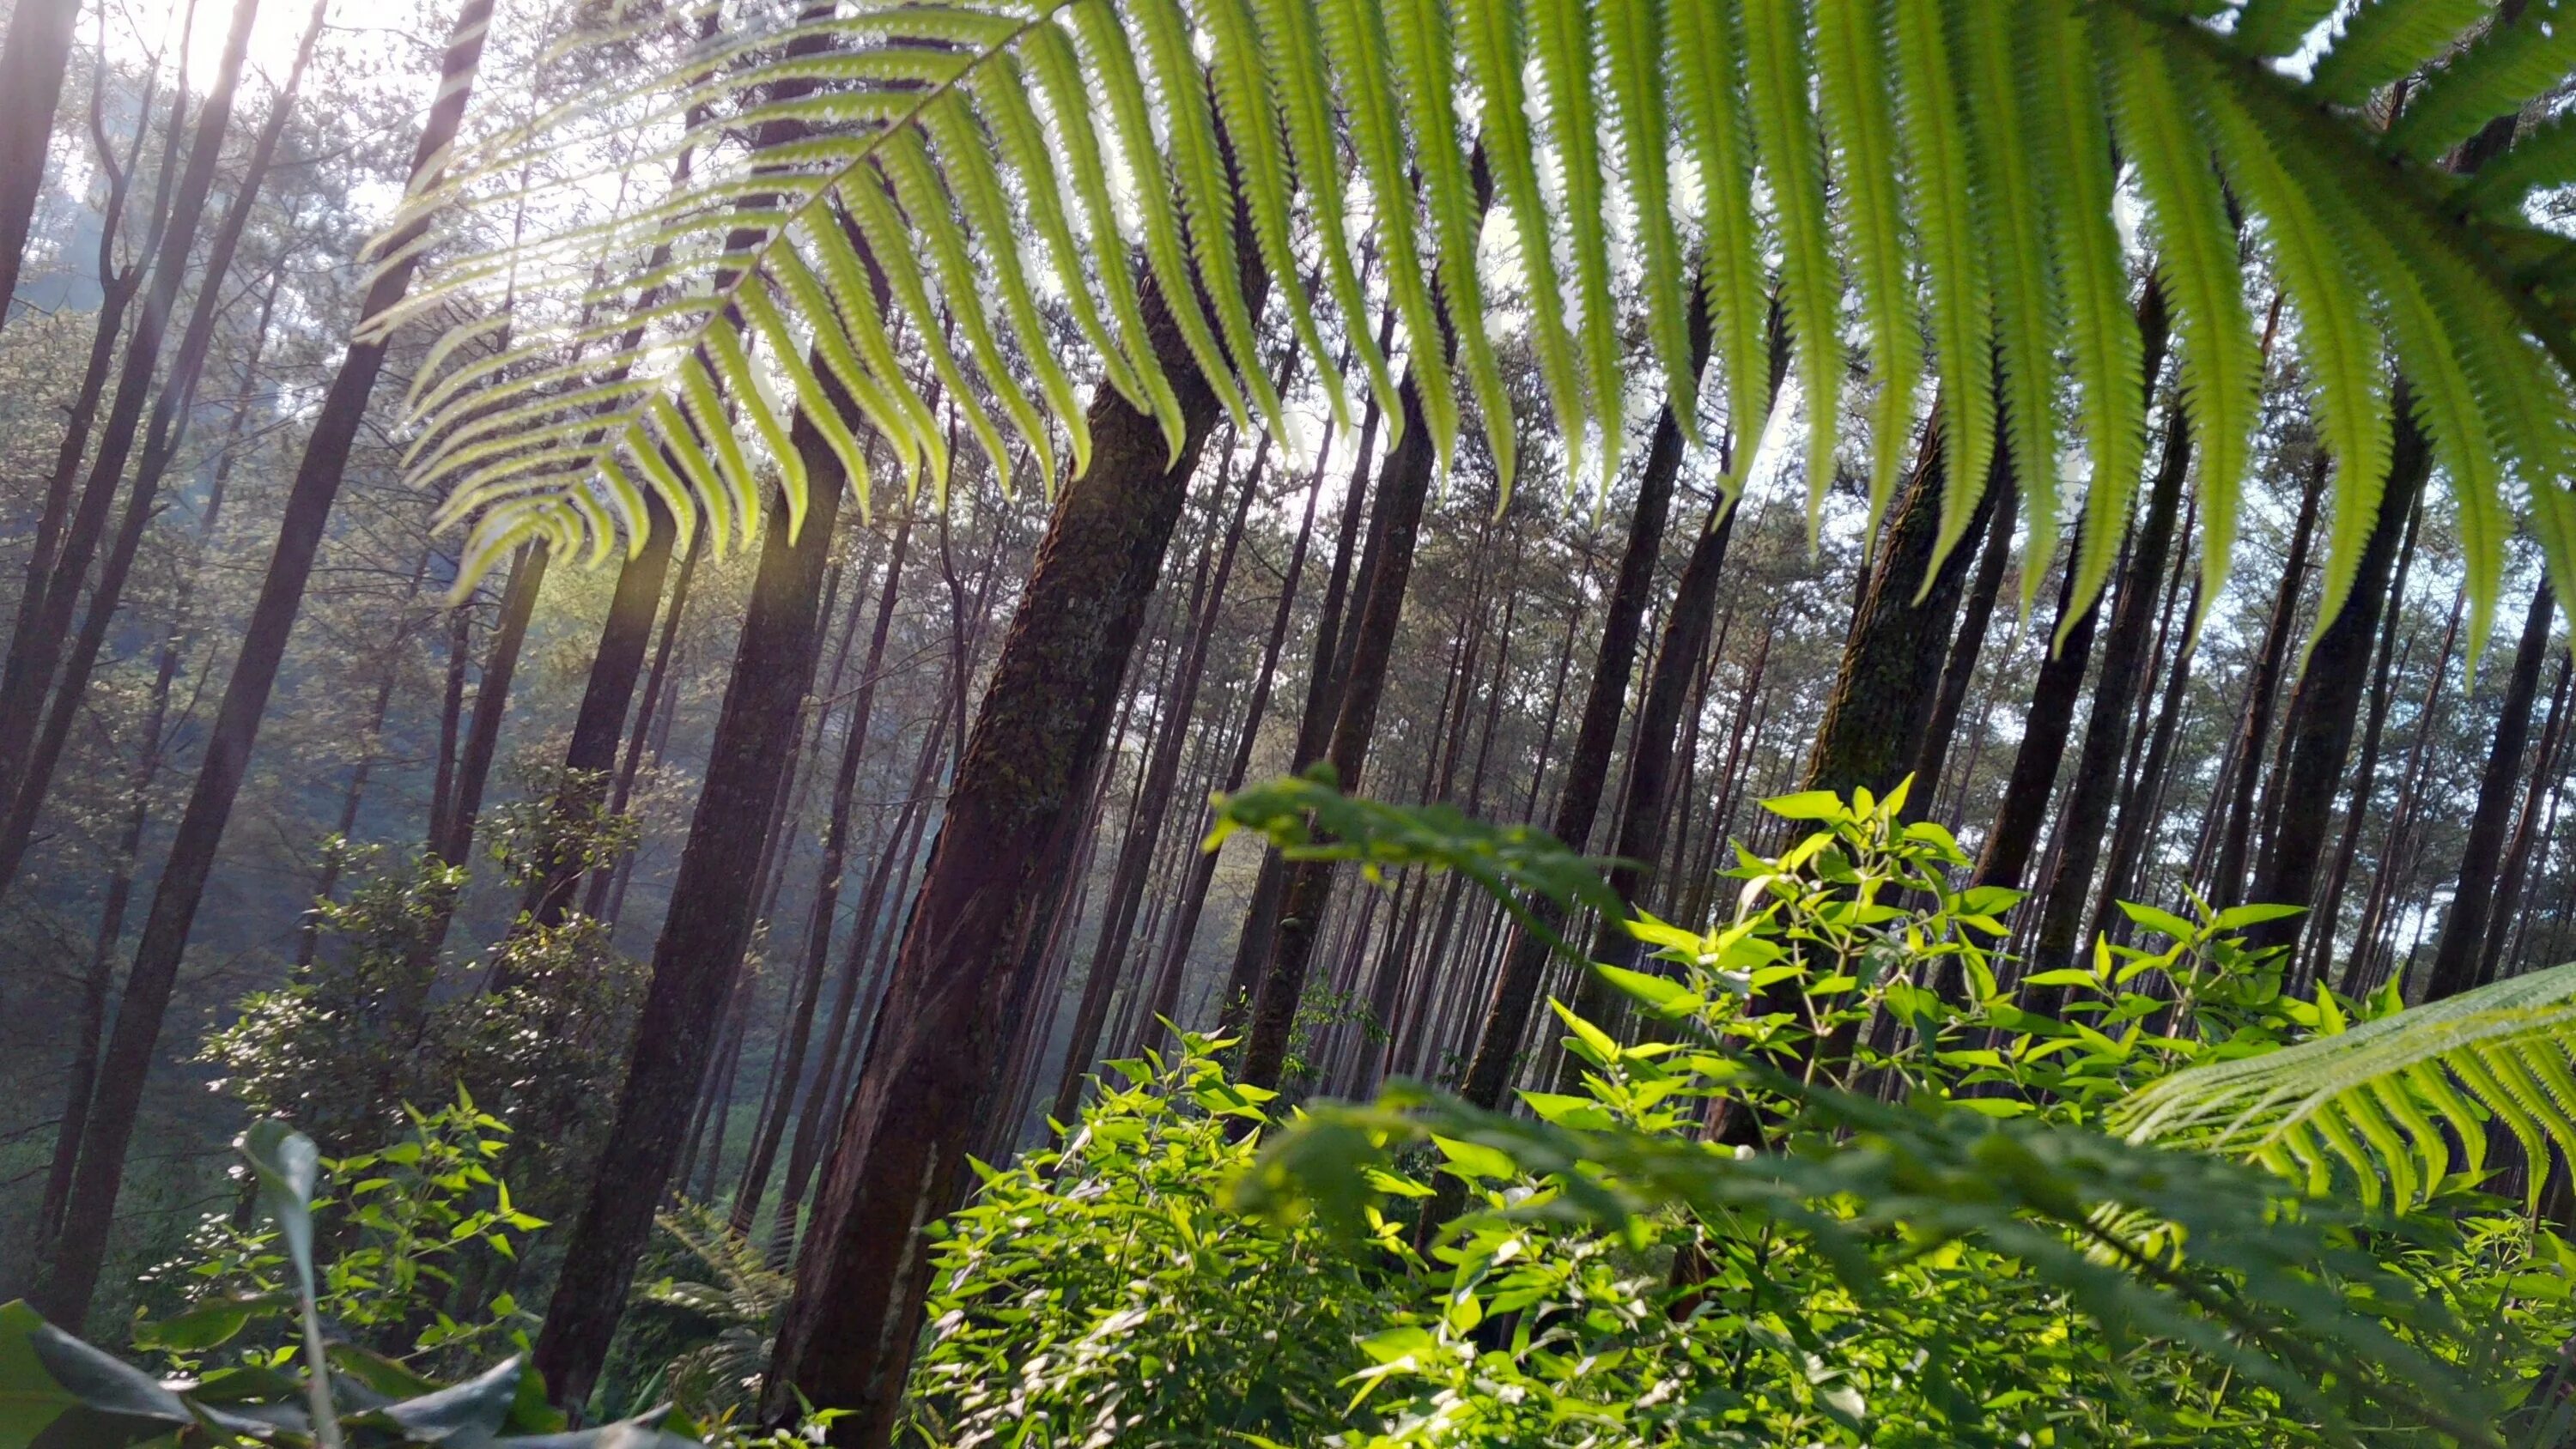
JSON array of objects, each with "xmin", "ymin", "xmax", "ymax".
[
  {"xmin": 899, "ymin": 1034, "xmax": 1405, "ymax": 1447},
  {"xmin": 1, "ymin": 1113, "xmax": 693, "ymax": 1447}
]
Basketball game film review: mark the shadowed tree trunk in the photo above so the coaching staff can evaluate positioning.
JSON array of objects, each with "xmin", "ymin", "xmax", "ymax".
[
  {"xmin": 1803, "ymin": 402, "xmax": 2004, "ymax": 799},
  {"xmin": 2247, "ymin": 400, "xmax": 2437, "ymax": 960},
  {"xmin": 1970, "ymin": 532, "xmax": 2106, "ymax": 897},
  {"xmin": 2301, "ymin": 500, "xmax": 2421, "ymax": 989},
  {"xmin": 762, "ymin": 220, "xmax": 1266, "ymax": 1439},
  {"xmin": 532, "ymin": 389, "xmax": 850, "ymax": 1406},
  {"xmin": 2022, "ymin": 398, "xmax": 2189, "ymax": 1005},
  {"xmin": 2426, "ymin": 578, "xmax": 2557, "ymax": 1002},
  {"xmin": 587, "ymin": 538, "xmax": 702, "ymax": 920},
  {"xmin": 2485, "ymin": 654, "xmax": 2571, "ymax": 985},
  {"xmin": 524, "ymin": 499, "xmax": 681, "ymax": 928},
  {"xmin": 1911, "ymin": 482, "xmax": 2017, "ymax": 806},
  {"xmin": 0, "ymin": 0, "xmax": 79, "ymax": 326},
  {"xmin": 730, "ymin": 508, "xmax": 913, "ymax": 1234},
  {"xmin": 29, "ymin": 0, "xmax": 494, "ymax": 1331},
  {"xmin": 2344, "ymin": 587, "xmax": 2464, "ymax": 997}
]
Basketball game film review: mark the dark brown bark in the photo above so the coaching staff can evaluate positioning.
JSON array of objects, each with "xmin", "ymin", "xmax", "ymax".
[
  {"xmin": 2248, "ymin": 400, "xmax": 2437, "ymax": 958},
  {"xmin": 29, "ymin": 0, "xmax": 493, "ymax": 1330},
  {"xmin": 1051, "ymin": 433, "xmax": 1266, "ymax": 1124},
  {"xmin": 525, "ymin": 500, "xmax": 680, "ymax": 927},
  {"xmin": 763, "ymin": 227, "xmax": 1262, "ymax": 1440},
  {"xmin": 587, "ymin": 537, "xmax": 702, "ymax": 920},
  {"xmin": 1803, "ymin": 402, "xmax": 2004, "ymax": 799},
  {"xmin": 532, "ymin": 396, "xmax": 849, "ymax": 1406},
  {"xmin": 1971, "ymin": 524, "xmax": 2109, "ymax": 896},
  {"xmin": 2301, "ymin": 499, "xmax": 2422, "ymax": 989},
  {"xmin": 2485, "ymin": 654, "xmax": 2572, "ymax": 985},
  {"xmin": 2426, "ymin": 578, "xmax": 2557, "ymax": 1001},
  {"xmin": 1911, "ymin": 483, "xmax": 2017, "ymax": 808},
  {"xmin": 2089, "ymin": 482, "xmax": 2202, "ymax": 950},
  {"xmin": 2022, "ymin": 402, "xmax": 2190, "ymax": 1001},
  {"xmin": 0, "ymin": 0, "xmax": 80, "ymax": 326}
]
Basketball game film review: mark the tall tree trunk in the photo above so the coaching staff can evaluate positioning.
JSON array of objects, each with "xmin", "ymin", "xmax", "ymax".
[
  {"xmin": 2022, "ymin": 397, "xmax": 2190, "ymax": 996},
  {"xmin": 730, "ymin": 509, "xmax": 913, "ymax": 1234},
  {"xmin": 1803, "ymin": 400, "xmax": 2005, "ymax": 797},
  {"xmin": 2247, "ymin": 399, "xmax": 2438, "ymax": 958},
  {"xmin": 586, "ymin": 537, "xmax": 702, "ymax": 920},
  {"xmin": 435, "ymin": 542, "xmax": 549, "ymax": 872},
  {"xmin": 0, "ymin": 0, "xmax": 80, "ymax": 325},
  {"xmin": 1051, "ymin": 429, "xmax": 1267, "ymax": 1124},
  {"xmin": 1910, "ymin": 483, "xmax": 2018, "ymax": 804},
  {"xmin": 532, "ymin": 375, "xmax": 850, "ymax": 1407},
  {"xmin": 2485, "ymin": 654, "xmax": 2572, "ymax": 985},
  {"xmin": 1452, "ymin": 316, "xmax": 1704, "ymax": 1112},
  {"xmin": 525, "ymin": 500, "xmax": 680, "ymax": 927},
  {"xmin": 2426, "ymin": 579, "xmax": 2557, "ymax": 1001},
  {"xmin": 29, "ymin": 0, "xmax": 494, "ymax": 1331},
  {"xmin": 763, "ymin": 223, "xmax": 1263, "ymax": 1439},
  {"xmin": 2302, "ymin": 500, "xmax": 2423, "ymax": 987},
  {"xmin": 0, "ymin": 0, "xmax": 266, "ymax": 804},
  {"xmin": 1970, "ymin": 530, "xmax": 2106, "ymax": 897}
]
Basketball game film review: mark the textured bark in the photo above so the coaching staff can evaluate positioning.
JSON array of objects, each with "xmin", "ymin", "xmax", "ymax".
[
  {"xmin": 587, "ymin": 539, "xmax": 702, "ymax": 920},
  {"xmin": 1911, "ymin": 483, "xmax": 2017, "ymax": 807},
  {"xmin": 1971, "ymin": 540, "xmax": 2106, "ymax": 895},
  {"xmin": 1803, "ymin": 403, "xmax": 2002, "ymax": 798},
  {"xmin": 2247, "ymin": 402, "xmax": 2436, "ymax": 958},
  {"xmin": 763, "ymin": 238, "xmax": 1260, "ymax": 1440},
  {"xmin": 532, "ymin": 391, "xmax": 849, "ymax": 1407},
  {"xmin": 0, "ymin": 0, "xmax": 79, "ymax": 326},
  {"xmin": 2021, "ymin": 403, "xmax": 2189, "ymax": 1001},
  {"xmin": 30, "ymin": 0, "xmax": 494, "ymax": 1330},
  {"xmin": 2426, "ymin": 579, "xmax": 2557, "ymax": 1001},
  {"xmin": 1051, "ymin": 426, "xmax": 1267, "ymax": 1124},
  {"xmin": 2344, "ymin": 589, "xmax": 2464, "ymax": 996}
]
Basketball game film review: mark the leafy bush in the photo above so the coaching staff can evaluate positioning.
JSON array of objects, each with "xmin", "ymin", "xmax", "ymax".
[{"xmin": 900, "ymin": 1036, "xmax": 1406, "ymax": 1447}]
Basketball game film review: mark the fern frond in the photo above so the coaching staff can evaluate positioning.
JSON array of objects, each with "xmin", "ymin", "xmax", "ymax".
[
  {"xmin": 1603, "ymin": 0, "xmax": 1699, "ymax": 448},
  {"xmin": 1670, "ymin": 0, "xmax": 1773, "ymax": 490},
  {"xmin": 2116, "ymin": 961, "xmax": 2576, "ymax": 1214},
  {"xmin": 1888, "ymin": 0, "xmax": 1994, "ymax": 556},
  {"xmin": 1742, "ymin": 0, "xmax": 1844, "ymax": 538},
  {"xmin": 2387, "ymin": 0, "xmax": 2576, "ymax": 161},
  {"xmin": 2306, "ymin": 0, "xmax": 2494, "ymax": 110},
  {"xmin": 2229, "ymin": 0, "xmax": 2340, "ymax": 58},
  {"xmin": 1531, "ymin": 0, "xmax": 1625, "ymax": 494},
  {"xmin": 1814, "ymin": 0, "xmax": 1917, "ymax": 537}
]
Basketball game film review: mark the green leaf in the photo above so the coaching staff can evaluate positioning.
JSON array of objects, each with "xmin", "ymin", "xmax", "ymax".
[
  {"xmin": 1762, "ymin": 790, "xmax": 1847, "ymax": 822},
  {"xmin": 1430, "ymin": 1135, "xmax": 1520, "ymax": 1181},
  {"xmin": 1743, "ymin": 0, "xmax": 1844, "ymax": 537},
  {"xmin": 130, "ymin": 1294, "xmax": 292, "ymax": 1354},
  {"xmin": 0, "ymin": 1303, "xmax": 77, "ymax": 1449},
  {"xmin": 365, "ymin": 1355, "xmax": 525, "ymax": 1443}
]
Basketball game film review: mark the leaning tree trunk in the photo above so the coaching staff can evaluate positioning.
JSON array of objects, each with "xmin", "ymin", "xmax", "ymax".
[
  {"xmin": 2212, "ymin": 456, "xmax": 2324, "ymax": 906},
  {"xmin": 0, "ymin": 0, "xmax": 77, "ymax": 328},
  {"xmin": 1970, "ymin": 528, "xmax": 2110, "ymax": 896},
  {"xmin": 1910, "ymin": 482, "xmax": 2018, "ymax": 805},
  {"xmin": 0, "ymin": 0, "xmax": 266, "ymax": 805},
  {"xmin": 523, "ymin": 497, "xmax": 680, "ymax": 927},
  {"xmin": 762, "ymin": 230, "xmax": 1264, "ymax": 1440},
  {"xmin": 2300, "ymin": 499, "xmax": 2422, "ymax": 989},
  {"xmin": 28, "ymin": 0, "xmax": 494, "ymax": 1331},
  {"xmin": 2425, "ymin": 578, "xmax": 2557, "ymax": 1002},
  {"xmin": 531, "ymin": 397, "xmax": 849, "ymax": 1407}
]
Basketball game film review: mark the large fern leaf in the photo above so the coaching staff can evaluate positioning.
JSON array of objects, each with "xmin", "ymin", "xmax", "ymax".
[
  {"xmin": 2114, "ymin": 961, "xmax": 2576, "ymax": 1215},
  {"xmin": 388, "ymin": 0, "xmax": 2576, "ymax": 650}
]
